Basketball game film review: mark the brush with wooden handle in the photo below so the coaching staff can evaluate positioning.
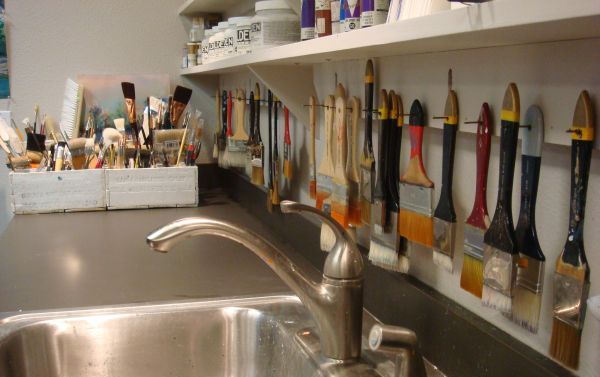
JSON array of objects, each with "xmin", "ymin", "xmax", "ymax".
[
  {"xmin": 251, "ymin": 84, "xmax": 265, "ymax": 186},
  {"xmin": 432, "ymin": 88, "xmax": 459, "ymax": 272},
  {"xmin": 511, "ymin": 105, "xmax": 545, "ymax": 333},
  {"xmin": 399, "ymin": 99, "xmax": 434, "ymax": 248},
  {"xmin": 318, "ymin": 95, "xmax": 337, "ymax": 252},
  {"xmin": 283, "ymin": 106, "xmax": 293, "ymax": 194},
  {"xmin": 271, "ymin": 95, "xmax": 281, "ymax": 207},
  {"xmin": 331, "ymin": 90, "xmax": 350, "ymax": 228},
  {"xmin": 347, "ymin": 97, "xmax": 362, "ymax": 227},
  {"xmin": 228, "ymin": 89, "xmax": 248, "ymax": 168},
  {"xmin": 460, "ymin": 103, "xmax": 492, "ymax": 298},
  {"xmin": 309, "ymin": 96, "xmax": 318, "ymax": 200},
  {"xmin": 360, "ymin": 60, "xmax": 376, "ymax": 225},
  {"xmin": 482, "ymin": 83, "xmax": 520, "ymax": 314},
  {"xmin": 550, "ymin": 90, "xmax": 594, "ymax": 370}
]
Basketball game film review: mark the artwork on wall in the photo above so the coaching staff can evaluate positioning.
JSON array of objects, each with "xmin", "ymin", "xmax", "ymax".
[
  {"xmin": 0, "ymin": 0, "xmax": 10, "ymax": 99},
  {"xmin": 77, "ymin": 74, "xmax": 169, "ymax": 132}
]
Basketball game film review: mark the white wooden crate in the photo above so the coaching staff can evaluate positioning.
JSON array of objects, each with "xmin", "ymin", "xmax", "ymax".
[
  {"xmin": 105, "ymin": 167, "xmax": 198, "ymax": 210},
  {"xmin": 9, "ymin": 170, "xmax": 106, "ymax": 214}
]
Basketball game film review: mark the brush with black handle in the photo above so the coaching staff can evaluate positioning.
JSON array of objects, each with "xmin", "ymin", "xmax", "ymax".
[
  {"xmin": 272, "ymin": 95, "xmax": 281, "ymax": 206},
  {"xmin": 482, "ymin": 83, "xmax": 520, "ymax": 314},
  {"xmin": 511, "ymin": 105, "xmax": 545, "ymax": 333},
  {"xmin": 550, "ymin": 90, "xmax": 594, "ymax": 370},
  {"xmin": 267, "ymin": 90, "xmax": 274, "ymax": 212}
]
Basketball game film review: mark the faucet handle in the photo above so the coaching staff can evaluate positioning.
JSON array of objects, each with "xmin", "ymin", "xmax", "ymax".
[
  {"xmin": 369, "ymin": 324, "xmax": 427, "ymax": 377},
  {"xmin": 280, "ymin": 200, "xmax": 364, "ymax": 279}
]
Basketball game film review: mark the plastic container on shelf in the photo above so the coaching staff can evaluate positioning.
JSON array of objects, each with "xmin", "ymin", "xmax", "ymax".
[
  {"xmin": 189, "ymin": 16, "xmax": 205, "ymax": 42},
  {"xmin": 236, "ymin": 18, "xmax": 253, "ymax": 55},
  {"xmin": 250, "ymin": 0, "xmax": 300, "ymax": 50},
  {"xmin": 226, "ymin": 17, "xmax": 251, "ymax": 58},
  {"xmin": 227, "ymin": 16, "xmax": 252, "ymax": 56},
  {"xmin": 200, "ymin": 28, "xmax": 214, "ymax": 64},
  {"xmin": 207, "ymin": 26, "xmax": 219, "ymax": 64},
  {"xmin": 213, "ymin": 21, "xmax": 229, "ymax": 61}
]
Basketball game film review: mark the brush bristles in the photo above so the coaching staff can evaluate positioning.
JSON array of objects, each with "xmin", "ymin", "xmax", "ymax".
[
  {"xmin": 348, "ymin": 200, "xmax": 362, "ymax": 227},
  {"xmin": 433, "ymin": 251, "xmax": 454, "ymax": 273},
  {"xmin": 460, "ymin": 254, "xmax": 484, "ymax": 298},
  {"xmin": 550, "ymin": 318, "xmax": 582, "ymax": 370},
  {"xmin": 212, "ymin": 143, "xmax": 219, "ymax": 159},
  {"xmin": 320, "ymin": 223, "xmax": 335, "ymax": 252},
  {"xmin": 482, "ymin": 285, "xmax": 511, "ymax": 313},
  {"xmin": 309, "ymin": 180, "xmax": 317, "ymax": 200},
  {"xmin": 511, "ymin": 286, "xmax": 542, "ymax": 333},
  {"xmin": 283, "ymin": 160, "xmax": 292, "ymax": 179},
  {"xmin": 398, "ymin": 209, "xmax": 433, "ymax": 247},
  {"xmin": 369, "ymin": 241, "xmax": 409, "ymax": 273},
  {"xmin": 331, "ymin": 201, "xmax": 349, "ymax": 228},
  {"xmin": 360, "ymin": 199, "xmax": 371, "ymax": 225},
  {"xmin": 251, "ymin": 166, "xmax": 264, "ymax": 186},
  {"xmin": 228, "ymin": 151, "xmax": 247, "ymax": 168}
]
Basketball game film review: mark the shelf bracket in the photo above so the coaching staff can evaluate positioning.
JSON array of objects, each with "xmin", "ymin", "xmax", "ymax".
[{"xmin": 248, "ymin": 64, "xmax": 317, "ymax": 127}]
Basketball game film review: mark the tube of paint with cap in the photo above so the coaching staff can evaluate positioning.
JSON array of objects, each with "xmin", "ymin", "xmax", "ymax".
[
  {"xmin": 341, "ymin": 0, "xmax": 360, "ymax": 32},
  {"xmin": 361, "ymin": 0, "xmax": 389, "ymax": 27},
  {"xmin": 301, "ymin": 0, "xmax": 316, "ymax": 40},
  {"xmin": 316, "ymin": 0, "xmax": 332, "ymax": 37},
  {"xmin": 331, "ymin": 0, "xmax": 341, "ymax": 34}
]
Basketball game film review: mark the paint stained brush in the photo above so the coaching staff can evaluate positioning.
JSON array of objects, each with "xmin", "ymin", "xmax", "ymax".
[
  {"xmin": 318, "ymin": 95, "xmax": 337, "ymax": 252},
  {"xmin": 360, "ymin": 60, "xmax": 376, "ymax": 225},
  {"xmin": 460, "ymin": 103, "xmax": 492, "ymax": 298},
  {"xmin": 347, "ymin": 97, "xmax": 362, "ymax": 227},
  {"xmin": 251, "ymin": 84, "xmax": 265, "ymax": 186},
  {"xmin": 309, "ymin": 96, "xmax": 318, "ymax": 200},
  {"xmin": 228, "ymin": 89, "xmax": 249, "ymax": 168},
  {"xmin": 399, "ymin": 100, "xmax": 434, "ymax": 248},
  {"xmin": 550, "ymin": 90, "xmax": 594, "ymax": 370},
  {"xmin": 511, "ymin": 105, "xmax": 545, "ymax": 333},
  {"xmin": 331, "ymin": 90, "xmax": 350, "ymax": 228},
  {"xmin": 283, "ymin": 106, "xmax": 293, "ymax": 190},
  {"xmin": 482, "ymin": 83, "xmax": 520, "ymax": 314},
  {"xmin": 432, "ymin": 87, "xmax": 459, "ymax": 272},
  {"xmin": 222, "ymin": 91, "xmax": 234, "ymax": 168}
]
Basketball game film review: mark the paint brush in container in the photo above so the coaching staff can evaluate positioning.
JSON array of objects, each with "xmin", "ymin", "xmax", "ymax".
[
  {"xmin": 309, "ymin": 96, "xmax": 317, "ymax": 200},
  {"xmin": 460, "ymin": 103, "xmax": 492, "ymax": 298},
  {"xmin": 482, "ymin": 83, "xmax": 520, "ymax": 314},
  {"xmin": 121, "ymin": 82, "xmax": 140, "ymax": 148},
  {"xmin": 511, "ymin": 105, "xmax": 545, "ymax": 333},
  {"xmin": 549, "ymin": 90, "xmax": 594, "ymax": 370},
  {"xmin": 251, "ymin": 85, "xmax": 265, "ymax": 186},
  {"xmin": 347, "ymin": 97, "xmax": 362, "ymax": 228},
  {"xmin": 170, "ymin": 85, "xmax": 193, "ymax": 127},
  {"xmin": 331, "ymin": 90, "xmax": 350, "ymax": 228},
  {"xmin": 399, "ymin": 99, "xmax": 434, "ymax": 248},
  {"xmin": 360, "ymin": 60, "xmax": 376, "ymax": 225},
  {"xmin": 432, "ymin": 85, "xmax": 459, "ymax": 272}
]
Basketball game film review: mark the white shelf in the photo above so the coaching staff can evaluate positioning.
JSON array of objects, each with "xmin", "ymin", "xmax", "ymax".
[
  {"xmin": 181, "ymin": 0, "xmax": 600, "ymax": 76},
  {"xmin": 178, "ymin": 0, "xmax": 247, "ymax": 16}
]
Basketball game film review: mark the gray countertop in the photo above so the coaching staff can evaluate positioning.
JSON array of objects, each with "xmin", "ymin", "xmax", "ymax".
[{"xmin": 0, "ymin": 195, "xmax": 314, "ymax": 314}]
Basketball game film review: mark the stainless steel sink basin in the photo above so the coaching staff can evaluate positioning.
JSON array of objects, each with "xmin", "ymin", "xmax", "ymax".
[{"xmin": 0, "ymin": 294, "xmax": 445, "ymax": 377}]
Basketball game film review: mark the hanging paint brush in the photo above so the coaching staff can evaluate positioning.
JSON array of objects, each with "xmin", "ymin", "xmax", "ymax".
[
  {"xmin": 283, "ymin": 106, "xmax": 293, "ymax": 183},
  {"xmin": 218, "ymin": 91, "xmax": 228, "ymax": 167},
  {"xmin": 460, "ymin": 103, "xmax": 492, "ymax": 298},
  {"xmin": 399, "ymin": 100, "xmax": 434, "ymax": 248},
  {"xmin": 347, "ymin": 97, "xmax": 362, "ymax": 227},
  {"xmin": 511, "ymin": 105, "xmax": 545, "ymax": 333},
  {"xmin": 318, "ymin": 95, "xmax": 336, "ymax": 251},
  {"xmin": 246, "ymin": 90, "xmax": 257, "ymax": 177},
  {"xmin": 222, "ymin": 91, "xmax": 234, "ymax": 168},
  {"xmin": 360, "ymin": 60, "xmax": 376, "ymax": 225},
  {"xmin": 251, "ymin": 84, "xmax": 265, "ymax": 186},
  {"xmin": 432, "ymin": 85, "xmax": 459, "ymax": 272},
  {"xmin": 272, "ymin": 95, "xmax": 281, "ymax": 207},
  {"xmin": 331, "ymin": 91, "xmax": 350, "ymax": 228},
  {"xmin": 267, "ymin": 90, "xmax": 275, "ymax": 212},
  {"xmin": 309, "ymin": 96, "xmax": 317, "ymax": 200},
  {"xmin": 550, "ymin": 90, "xmax": 594, "ymax": 370},
  {"xmin": 482, "ymin": 83, "xmax": 520, "ymax": 314},
  {"xmin": 213, "ymin": 89, "xmax": 220, "ymax": 160},
  {"xmin": 228, "ymin": 89, "xmax": 249, "ymax": 168}
]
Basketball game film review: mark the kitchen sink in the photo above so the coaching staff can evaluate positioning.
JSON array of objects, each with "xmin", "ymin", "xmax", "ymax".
[{"xmin": 0, "ymin": 294, "xmax": 445, "ymax": 377}]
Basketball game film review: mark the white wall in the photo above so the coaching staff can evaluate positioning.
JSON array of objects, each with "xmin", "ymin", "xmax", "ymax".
[
  {"xmin": 0, "ymin": 0, "xmax": 217, "ymax": 232},
  {"xmin": 221, "ymin": 38, "xmax": 600, "ymax": 377}
]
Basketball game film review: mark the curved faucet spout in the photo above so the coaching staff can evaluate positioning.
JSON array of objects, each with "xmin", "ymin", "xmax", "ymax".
[{"xmin": 147, "ymin": 205, "xmax": 364, "ymax": 362}]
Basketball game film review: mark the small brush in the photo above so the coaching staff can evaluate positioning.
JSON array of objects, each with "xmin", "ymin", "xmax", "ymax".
[
  {"xmin": 347, "ymin": 97, "xmax": 362, "ymax": 228},
  {"xmin": 222, "ymin": 91, "xmax": 234, "ymax": 168},
  {"xmin": 218, "ymin": 91, "xmax": 228, "ymax": 167},
  {"xmin": 170, "ymin": 85, "xmax": 193, "ymax": 127},
  {"xmin": 549, "ymin": 90, "xmax": 594, "ymax": 370},
  {"xmin": 511, "ymin": 105, "xmax": 545, "ymax": 333},
  {"xmin": 267, "ymin": 90, "xmax": 275, "ymax": 212},
  {"xmin": 228, "ymin": 89, "xmax": 249, "ymax": 168},
  {"xmin": 432, "ymin": 80, "xmax": 459, "ymax": 273},
  {"xmin": 309, "ymin": 96, "xmax": 317, "ymax": 200},
  {"xmin": 399, "ymin": 99, "xmax": 434, "ymax": 248},
  {"xmin": 460, "ymin": 103, "xmax": 492, "ymax": 298},
  {"xmin": 271, "ymin": 95, "xmax": 281, "ymax": 206},
  {"xmin": 246, "ymin": 90, "xmax": 257, "ymax": 177},
  {"xmin": 213, "ymin": 89, "xmax": 221, "ymax": 160},
  {"xmin": 482, "ymin": 83, "xmax": 520, "ymax": 314},
  {"xmin": 360, "ymin": 60, "xmax": 376, "ymax": 226},
  {"xmin": 283, "ymin": 106, "xmax": 293, "ymax": 192},
  {"xmin": 330, "ymin": 89, "xmax": 350, "ymax": 228},
  {"xmin": 251, "ymin": 84, "xmax": 265, "ymax": 187}
]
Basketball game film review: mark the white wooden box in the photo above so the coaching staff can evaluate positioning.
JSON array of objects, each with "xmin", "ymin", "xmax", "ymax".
[
  {"xmin": 9, "ymin": 170, "xmax": 106, "ymax": 214},
  {"xmin": 105, "ymin": 167, "xmax": 198, "ymax": 210}
]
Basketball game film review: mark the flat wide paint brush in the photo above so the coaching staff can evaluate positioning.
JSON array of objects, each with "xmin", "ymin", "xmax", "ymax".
[
  {"xmin": 370, "ymin": 91, "xmax": 408, "ymax": 273},
  {"xmin": 317, "ymin": 95, "xmax": 336, "ymax": 212},
  {"xmin": 331, "ymin": 91, "xmax": 350, "ymax": 228},
  {"xmin": 360, "ymin": 60, "xmax": 376, "ymax": 225},
  {"xmin": 550, "ymin": 90, "xmax": 594, "ymax": 370},
  {"xmin": 399, "ymin": 100, "xmax": 434, "ymax": 248},
  {"xmin": 460, "ymin": 103, "xmax": 492, "ymax": 298},
  {"xmin": 228, "ymin": 89, "xmax": 249, "ymax": 168},
  {"xmin": 482, "ymin": 83, "xmax": 520, "ymax": 314},
  {"xmin": 433, "ymin": 88, "xmax": 459, "ymax": 272},
  {"xmin": 251, "ymin": 85, "xmax": 265, "ymax": 187},
  {"xmin": 309, "ymin": 96, "xmax": 317, "ymax": 200},
  {"xmin": 170, "ymin": 85, "xmax": 193, "ymax": 127},
  {"xmin": 121, "ymin": 82, "xmax": 140, "ymax": 147},
  {"xmin": 511, "ymin": 105, "xmax": 545, "ymax": 333},
  {"xmin": 347, "ymin": 97, "xmax": 362, "ymax": 227}
]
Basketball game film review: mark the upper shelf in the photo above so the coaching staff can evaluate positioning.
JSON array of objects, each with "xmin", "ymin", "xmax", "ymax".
[{"xmin": 180, "ymin": 0, "xmax": 600, "ymax": 76}]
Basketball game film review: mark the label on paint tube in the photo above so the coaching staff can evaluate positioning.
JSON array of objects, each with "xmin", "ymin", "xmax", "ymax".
[
  {"xmin": 341, "ymin": 0, "xmax": 361, "ymax": 32},
  {"xmin": 316, "ymin": 0, "xmax": 332, "ymax": 37},
  {"xmin": 330, "ymin": 1, "xmax": 341, "ymax": 34},
  {"xmin": 361, "ymin": 0, "xmax": 389, "ymax": 27},
  {"xmin": 301, "ymin": 0, "xmax": 316, "ymax": 40}
]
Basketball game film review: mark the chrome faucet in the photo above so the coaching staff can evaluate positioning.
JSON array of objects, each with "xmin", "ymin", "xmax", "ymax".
[{"xmin": 146, "ymin": 200, "xmax": 364, "ymax": 362}]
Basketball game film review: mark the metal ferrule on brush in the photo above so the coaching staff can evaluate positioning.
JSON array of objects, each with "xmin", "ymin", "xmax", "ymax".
[
  {"xmin": 483, "ymin": 247, "xmax": 518, "ymax": 297},
  {"xmin": 516, "ymin": 254, "xmax": 544, "ymax": 294},
  {"xmin": 433, "ymin": 218, "xmax": 455, "ymax": 258},
  {"xmin": 553, "ymin": 273, "xmax": 590, "ymax": 330},
  {"xmin": 371, "ymin": 197, "xmax": 387, "ymax": 234},
  {"xmin": 399, "ymin": 183, "xmax": 433, "ymax": 217},
  {"xmin": 463, "ymin": 225, "xmax": 485, "ymax": 260}
]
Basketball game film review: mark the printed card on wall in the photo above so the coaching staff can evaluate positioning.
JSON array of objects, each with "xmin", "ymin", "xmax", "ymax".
[
  {"xmin": 77, "ymin": 74, "xmax": 169, "ymax": 132},
  {"xmin": 0, "ymin": 1, "xmax": 10, "ymax": 99}
]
